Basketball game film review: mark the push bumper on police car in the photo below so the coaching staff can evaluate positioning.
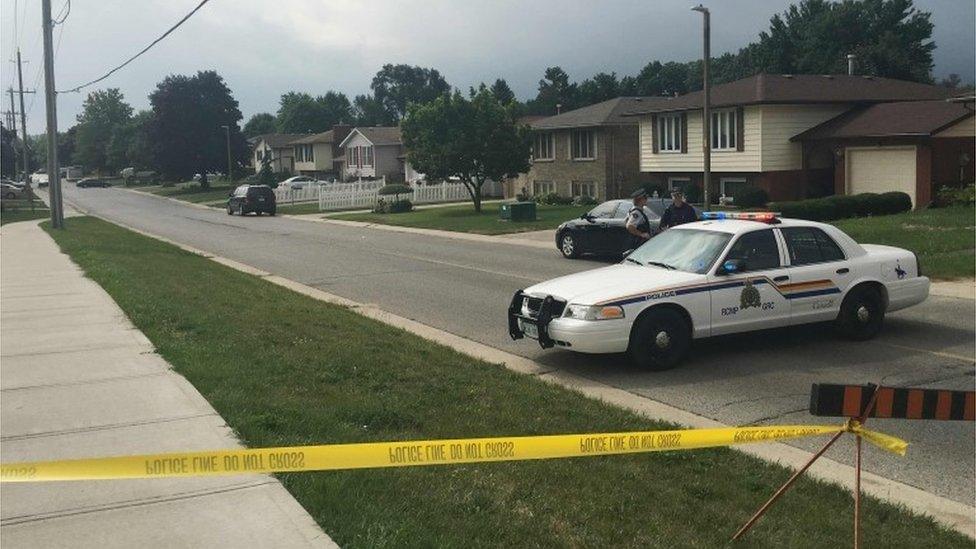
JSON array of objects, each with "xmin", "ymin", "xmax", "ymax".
[{"xmin": 507, "ymin": 290, "xmax": 631, "ymax": 354}]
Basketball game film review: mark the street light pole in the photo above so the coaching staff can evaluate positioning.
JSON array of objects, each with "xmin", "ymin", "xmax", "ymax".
[
  {"xmin": 221, "ymin": 125, "xmax": 232, "ymax": 185},
  {"xmin": 41, "ymin": 0, "xmax": 64, "ymax": 228},
  {"xmin": 692, "ymin": 4, "xmax": 711, "ymax": 209}
]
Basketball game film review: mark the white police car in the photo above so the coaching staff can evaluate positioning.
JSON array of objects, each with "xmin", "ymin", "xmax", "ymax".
[{"xmin": 508, "ymin": 212, "xmax": 929, "ymax": 370}]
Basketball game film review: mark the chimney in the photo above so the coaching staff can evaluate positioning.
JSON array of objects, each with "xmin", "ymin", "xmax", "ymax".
[
  {"xmin": 556, "ymin": 103, "xmax": 562, "ymax": 115},
  {"xmin": 847, "ymin": 54, "xmax": 856, "ymax": 76}
]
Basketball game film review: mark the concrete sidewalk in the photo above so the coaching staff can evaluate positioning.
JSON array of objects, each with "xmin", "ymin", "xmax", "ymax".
[{"xmin": 0, "ymin": 220, "xmax": 337, "ymax": 548}]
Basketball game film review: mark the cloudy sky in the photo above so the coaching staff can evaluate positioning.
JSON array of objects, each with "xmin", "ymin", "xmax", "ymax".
[{"xmin": 2, "ymin": 0, "xmax": 973, "ymax": 134}]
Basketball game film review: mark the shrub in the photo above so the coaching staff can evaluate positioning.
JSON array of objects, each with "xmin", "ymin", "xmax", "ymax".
[
  {"xmin": 935, "ymin": 184, "xmax": 975, "ymax": 207},
  {"xmin": 732, "ymin": 186, "xmax": 769, "ymax": 209},
  {"xmin": 534, "ymin": 192, "xmax": 573, "ymax": 205},
  {"xmin": 378, "ymin": 184, "xmax": 414, "ymax": 197},
  {"xmin": 372, "ymin": 198, "xmax": 413, "ymax": 214},
  {"xmin": 768, "ymin": 192, "xmax": 912, "ymax": 221},
  {"xmin": 572, "ymin": 195, "xmax": 599, "ymax": 206},
  {"xmin": 683, "ymin": 183, "xmax": 702, "ymax": 204}
]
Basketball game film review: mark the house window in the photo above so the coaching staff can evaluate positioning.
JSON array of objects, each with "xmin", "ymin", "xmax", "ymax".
[
  {"xmin": 711, "ymin": 109, "xmax": 737, "ymax": 151},
  {"xmin": 571, "ymin": 130, "xmax": 596, "ymax": 160},
  {"xmin": 657, "ymin": 114, "xmax": 682, "ymax": 153},
  {"xmin": 346, "ymin": 147, "xmax": 355, "ymax": 167},
  {"xmin": 363, "ymin": 146, "xmax": 374, "ymax": 167},
  {"xmin": 571, "ymin": 181, "xmax": 596, "ymax": 198},
  {"xmin": 534, "ymin": 132, "xmax": 554, "ymax": 160},
  {"xmin": 295, "ymin": 144, "xmax": 314, "ymax": 163},
  {"xmin": 720, "ymin": 177, "xmax": 748, "ymax": 201},
  {"xmin": 533, "ymin": 180, "xmax": 555, "ymax": 195}
]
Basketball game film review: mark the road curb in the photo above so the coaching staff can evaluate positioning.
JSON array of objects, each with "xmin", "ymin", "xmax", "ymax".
[
  {"xmin": 60, "ymin": 199, "xmax": 976, "ymax": 538},
  {"xmin": 283, "ymin": 215, "xmax": 556, "ymax": 250},
  {"xmin": 121, "ymin": 187, "xmax": 218, "ymax": 212}
]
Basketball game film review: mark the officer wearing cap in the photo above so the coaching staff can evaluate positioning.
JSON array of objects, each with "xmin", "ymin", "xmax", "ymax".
[
  {"xmin": 625, "ymin": 188, "xmax": 653, "ymax": 247},
  {"xmin": 660, "ymin": 189, "xmax": 698, "ymax": 229}
]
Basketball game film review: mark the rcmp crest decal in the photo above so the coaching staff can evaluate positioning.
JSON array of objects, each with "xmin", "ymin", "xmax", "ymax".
[{"xmin": 740, "ymin": 280, "xmax": 762, "ymax": 309}]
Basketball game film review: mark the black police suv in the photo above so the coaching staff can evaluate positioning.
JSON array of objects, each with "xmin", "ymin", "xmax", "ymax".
[
  {"xmin": 554, "ymin": 199, "xmax": 662, "ymax": 259},
  {"xmin": 227, "ymin": 185, "xmax": 276, "ymax": 216}
]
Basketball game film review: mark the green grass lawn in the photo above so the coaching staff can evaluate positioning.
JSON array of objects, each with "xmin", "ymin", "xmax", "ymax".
[
  {"xmin": 276, "ymin": 201, "xmax": 322, "ymax": 215},
  {"xmin": 333, "ymin": 203, "xmax": 591, "ymax": 235},
  {"xmin": 42, "ymin": 216, "xmax": 966, "ymax": 548},
  {"xmin": 832, "ymin": 206, "xmax": 974, "ymax": 280},
  {"xmin": 1, "ymin": 206, "xmax": 50, "ymax": 225}
]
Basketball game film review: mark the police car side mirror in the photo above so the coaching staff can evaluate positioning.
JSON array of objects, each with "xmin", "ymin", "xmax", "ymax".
[{"xmin": 720, "ymin": 259, "xmax": 745, "ymax": 275}]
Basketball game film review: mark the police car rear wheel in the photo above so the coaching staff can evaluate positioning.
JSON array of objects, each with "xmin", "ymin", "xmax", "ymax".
[
  {"xmin": 835, "ymin": 286, "xmax": 884, "ymax": 341},
  {"xmin": 559, "ymin": 233, "xmax": 579, "ymax": 259},
  {"xmin": 629, "ymin": 309, "xmax": 690, "ymax": 371}
]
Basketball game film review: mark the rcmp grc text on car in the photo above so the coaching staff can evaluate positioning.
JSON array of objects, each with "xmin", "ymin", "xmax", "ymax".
[{"xmin": 508, "ymin": 211, "xmax": 929, "ymax": 370}]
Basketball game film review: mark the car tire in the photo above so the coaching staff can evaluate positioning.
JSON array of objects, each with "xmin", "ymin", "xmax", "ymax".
[
  {"xmin": 559, "ymin": 232, "xmax": 579, "ymax": 259},
  {"xmin": 5, "ymin": 192, "xmax": 14, "ymax": 199},
  {"xmin": 835, "ymin": 285, "xmax": 885, "ymax": 341},
  {"xmin": 629, "ymin": 308, "xmax": 691, "ymax": 371},
  {"xmin": 227, "ymin": 204, "xmax": 233, "ymax": 215},
  {"xmin": 267, "ymin": 209, "xmax": 276, "ymax": 216}
]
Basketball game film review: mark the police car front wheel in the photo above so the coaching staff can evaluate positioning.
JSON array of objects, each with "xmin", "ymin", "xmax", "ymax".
[{"xmin": 629, "ymin": 308, "xmax": 690, "ymax": 371}]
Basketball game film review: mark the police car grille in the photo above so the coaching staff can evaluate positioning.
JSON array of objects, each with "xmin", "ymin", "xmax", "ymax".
[{"xmin": 525, "ymin": 297, "xmax": 566, "ymax": 319}]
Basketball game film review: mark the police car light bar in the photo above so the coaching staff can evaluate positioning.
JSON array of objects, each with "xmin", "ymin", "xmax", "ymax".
[{"xmin": 702, "ymin": 211, "xmax": 781, "ymax": 223}]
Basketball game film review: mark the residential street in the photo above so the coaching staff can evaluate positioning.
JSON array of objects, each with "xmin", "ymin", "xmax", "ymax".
[{"xmin": 64, "ymin": 184, "xmax": 975, "ymax": 506}]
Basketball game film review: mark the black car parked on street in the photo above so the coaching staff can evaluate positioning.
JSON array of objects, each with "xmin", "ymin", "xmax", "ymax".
[
  {"xmin": 555, "ymin": 199, "xmax": 661, "ymax": 259},
  {"xmin": 228, "ymin": 185, "xmax": 276, "ymax": 216},
  {"xmin": 76, "ymin": 178, "xmax": 111, "ymax": 188}
]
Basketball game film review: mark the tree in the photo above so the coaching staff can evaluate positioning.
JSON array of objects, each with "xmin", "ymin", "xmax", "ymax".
[
  {"xmin": 352, "ymin": 94, "xmax": 393, "ymax": 126},
  {"xmin": 74, "ymin": 88, "xmax": 132, "ymax": 173},
  {"xmin": 402, "ymin": 89, "xmax": 530, "ymax": 213},
  {"xmin": 276, "ymin": 91, "xmax": 353, "ymax": 133},
  {"xmin": 107, "ymin": 110, "xmax": 153, "ymax": 171},
  {"xmin": 243, "ymin": 112, "xmax": 277, "ymax": 137},
  {"xmin": 528, "ymin": 66, "xmax": 578, "ymax": 115},
  {"xmin": 257, "ymin": 153, "xmax": 276, "ymax": 187},
  {"xmin": 1, "ymin": 124, "xmax": 15, "ymax": 178},
  {"xmin": 490, "ymin": 78, "xmax": 517, "ymax": 105},
  {"xmin": 148, "ymin": 70, "xmax": 248, "ymax": 185},
  {"xmin": 370, "ymin": 64, "xmax": 451, "ymax": 122},
  {"xmin": 578, "ymin": 72, "xmax": 620, "ymax": 104}
]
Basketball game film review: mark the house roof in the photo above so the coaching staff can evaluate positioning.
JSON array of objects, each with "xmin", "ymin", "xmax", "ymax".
[
  {"xmin": 792, "ymin": 100, "xmax": 975, "ymax": 141},
  {"xmin": 339, "ymin": 126, "xmax": 402, "ymax": 148},
  {"xmin": 289, "ymin": 130, "xmax": 338, "ymax": 145},
  {"xmin": 516, "ymin": 115, "xmax": 548, "ymax": 126},
  {"xmin": 622, "ymin": 74, "xmax": 952, "ymax": 116},
  {"xmin": 254, "ymin": 133, "xmax": 309, "ymax": 148},
  {"xmin": 530, "ymin": 97, "xmax": 672, "ymax": 130}
]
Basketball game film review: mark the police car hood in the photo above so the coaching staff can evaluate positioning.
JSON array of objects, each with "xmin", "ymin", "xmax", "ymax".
[{"xmin": 524, "ymin": 264, "xmax": 704, "ymax": 305}]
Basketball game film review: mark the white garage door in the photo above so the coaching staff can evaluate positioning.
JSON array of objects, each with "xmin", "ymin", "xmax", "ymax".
[{"xmin": 846, "ymin": 147, "xmax": 917, "ymax": 206}]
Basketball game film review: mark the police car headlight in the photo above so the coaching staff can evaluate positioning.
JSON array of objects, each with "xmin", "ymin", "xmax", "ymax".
[{"xmin": 564, "ymin": 304, "xmax": 625, "ymax": 321}]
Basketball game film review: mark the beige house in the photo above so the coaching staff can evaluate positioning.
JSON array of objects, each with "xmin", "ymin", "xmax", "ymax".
[
  {"xmin": 289, "ymin": 125, "xmax": 351, "ymax": 179},
  {"xmin": 626, "ymin": 74, "xmax": 951, "ymax": 203},
  {"xmin": 339, "ymin": 127, "xmax": 408, "ymax": 181},
  {"xmin": 252, "ymin": 134, "xmax": 308, "ymax": 174}
]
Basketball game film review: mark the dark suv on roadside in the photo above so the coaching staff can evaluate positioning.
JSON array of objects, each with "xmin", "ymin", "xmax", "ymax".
[{"xmin": 228, "ymin": 185, "xmax": 276, "ymax": 216}]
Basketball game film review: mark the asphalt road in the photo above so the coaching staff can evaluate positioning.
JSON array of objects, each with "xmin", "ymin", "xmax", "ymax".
[{"xmin": 63, "ymin": 185, "xmax": 975, "ymax": 505}]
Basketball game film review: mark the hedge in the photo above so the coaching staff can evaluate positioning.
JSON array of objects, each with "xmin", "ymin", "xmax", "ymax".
[
  {"xmin": 732, "ymin": 186, "xmax": 769, "ymax": 209},
  {"xmin": 768, "ymin": 192, "xmax": 912, "ymax": 221}
]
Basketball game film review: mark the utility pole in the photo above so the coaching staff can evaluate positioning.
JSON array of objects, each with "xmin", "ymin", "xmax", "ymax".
[
  {"xmin": 692, "ymin": 4, "xmax": 711, "ymax": 209},
  {"xmin": 42, "ymin": 0, "xmax": 64, "ymax": 228},
  {"xmin": 6, "ymin": 88, "xmax": 18, "ymax": 175},
  {"xmin": 221, "ymin": 125, "xmax": 232, "ymax": 185},
  {"xmin": 16, "ymin": 49, "xmax": 31, "ymax": 185}
]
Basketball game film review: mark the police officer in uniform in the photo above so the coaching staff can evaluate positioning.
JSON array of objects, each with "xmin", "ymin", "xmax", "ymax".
[
  {"xmin": 625, "ymin": 188, "xmax": 653, "ymax": 248},
  {"xmin": 660, "ymin": 189, "xmax": 698, "ymax": 229}
]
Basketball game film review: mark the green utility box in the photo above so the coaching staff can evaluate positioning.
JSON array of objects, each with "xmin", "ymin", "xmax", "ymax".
[{"xmin": 500, "ymin": 201, "xmax": 537, "ymax": 222}]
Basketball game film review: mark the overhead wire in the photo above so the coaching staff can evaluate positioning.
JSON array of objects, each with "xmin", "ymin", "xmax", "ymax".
[{"xmin": 57, "ymin": 0, "xmax": 214, "ymax": 93}]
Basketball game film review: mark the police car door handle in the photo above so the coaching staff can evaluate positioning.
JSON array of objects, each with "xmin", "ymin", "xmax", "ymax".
[
  {"xmin": 773, "ymin": 275, "xmax": 789, "ymax": 282},
  {"xmin": 836, "ymin": 268, "xmax": 850, "ymax": 274}
]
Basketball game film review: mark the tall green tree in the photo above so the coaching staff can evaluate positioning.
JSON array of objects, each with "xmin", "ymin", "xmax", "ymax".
[
  {"xmin": 148, "ymin": 70, "xmax": 247, "ymax": 185},
  {"xmin": 243, "ymin": 112, "xmax": 277, "ymax": 137},
  {"xmin": 106, "ymin": 110, "xmax": 153, "ymax": 171},
  {"xmin": 276, "ymin": 91, "xmax": 352, "ymax": 133},
  {"xmin": 402, "ymin": 89, "xmax": 530, "ymax": 213},
  {"xmin": 528, "ymin": 66, "xmax": 578, "ymax": 115},
  {"xmin": 74, "ymin": 88, "xmax": 132, "ymax": 173},
  {"xmin": 490, "ymin": 78, "xmax": 517, "ymax": 105},
  {"xmin": 578, "ymin": 72, "xmax": 621, "ymax": 104},
  {"xmin": 1, "ymin": 124, "xmax": 15, "ymax": 178},
  {"xmin": 370, "ymin": 64, "xmax": 451, "ymax": 122},
  {"xmin": 352, "ymin": 94, "xmax": 393, "ymax": 126}
]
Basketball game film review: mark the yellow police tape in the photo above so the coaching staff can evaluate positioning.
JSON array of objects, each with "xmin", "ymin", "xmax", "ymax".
[{"xmin": 0, "ymin": 422, "xmax": 906, "ymax": 483}]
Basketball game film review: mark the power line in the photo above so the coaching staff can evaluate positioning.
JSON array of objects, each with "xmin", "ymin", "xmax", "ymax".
[
  {"xmin": 57, "ymin": 0, "xmax": 214, "ymax": 94},
  {"xmin": 52, "ymin": 0, "xmax": 70, "ymax": 25}
]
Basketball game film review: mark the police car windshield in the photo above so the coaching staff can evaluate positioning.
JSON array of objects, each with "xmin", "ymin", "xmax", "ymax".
[{"xmin": 626, "ymin": 229, "xmax": 731, "ymax": 274}]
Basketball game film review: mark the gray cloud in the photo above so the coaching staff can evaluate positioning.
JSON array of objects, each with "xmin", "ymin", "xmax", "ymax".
[{"xmin": 1, "ymin": 0, "xmax": 972, "ymax": 135}]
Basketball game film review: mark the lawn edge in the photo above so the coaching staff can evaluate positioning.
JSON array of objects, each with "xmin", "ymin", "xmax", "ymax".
[{"xmin": 60, "ymin": 200, "xmax": 976, "ymax": 539}]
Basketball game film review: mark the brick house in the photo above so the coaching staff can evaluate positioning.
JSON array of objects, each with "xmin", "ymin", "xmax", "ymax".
[
  {"xmin": 792, "ymin": 98, "xmax": 974, "ymax": 207},
  {"xmin": 509, "ymin": 97, "xmax": 671, "ymax": 201},
  {"xmin": 289, "ymin": 125, "xmax": 352, "ymax": 180},
  {"xmin": 625, "ymin": 74, "xmax": 952, "ymax": 204}
]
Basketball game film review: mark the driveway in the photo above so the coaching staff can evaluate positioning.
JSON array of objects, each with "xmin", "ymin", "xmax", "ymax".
[{"xmin": 62, "ymin": 184, "xmax": 975, "ymax": 505}]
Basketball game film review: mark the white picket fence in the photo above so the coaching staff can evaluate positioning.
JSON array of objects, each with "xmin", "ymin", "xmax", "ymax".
[
  {"xmin": 273, "ymin": 184, "xmax": 324, "ymax": 204},
  {"xmin": 318, "ymin": 179, "xmax": 494, "ymax": 212}
]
